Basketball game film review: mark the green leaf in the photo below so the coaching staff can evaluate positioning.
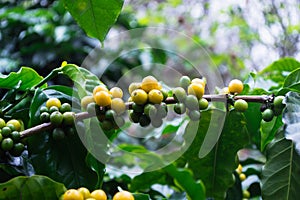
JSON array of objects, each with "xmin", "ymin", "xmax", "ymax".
[
  {"xmin": 62, "ymin": 0, "xmax": 124, "ymax": 42},
  {"xmin": 61, "ymin": 64, "xmax": 104, "ymax": 98},
  {"xmin": 130, "ymin": 170, "xmax": 167, "ymax": 192},
  {"xmin": 283, "ymin": 92, "xmax": 300, "ymax": 153},
  {"xmin": 86, "ymin": 153, "xmax": 106, "ymax": 188},
  {"xmin": 164, "ymin": 164, "xmax": 206, "ymax": 200},
  {"xmin": 283, "ymin": 68, "xmax": 300, "ymax": 93},
  {"xmin": 260, "ymin": 116, "xmax": 284, "ymax": 151},
  {"xmin": 261, "ymin": 132, "xmax": 300, "ymax": 199},
  {"xmin": 133, "ymin": 193, "xmax": 152, "ymax": 200},
  {"xmin": 182, "ymin": 110, "xmax": 249, "ymax": 200},
  {"xmin": 0, "ymin": 175, "xmax": 66, "ymax": 200},
  {"xmin": 259, "ymin": 57, "xmax": 300, "ymax": 84},
  {"xmin": 0, "ymin": 67, "xmax": 46, "ymax": 91}
]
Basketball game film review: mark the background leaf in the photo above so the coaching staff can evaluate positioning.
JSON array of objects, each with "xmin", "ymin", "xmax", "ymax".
[
  {"xmin": 283, "ymin": 68, "xmax": 300, "ymax": 93},
  {"xmin": 0, "ymin": 67, "xmax": 45, "ymax": 91},
  {"xmin": 0, "ymin": 175, "xmax": 66, "ymax": 200},
  {"xmin": 260, "ymin": 116, "xmax": 283, "ymax": 151},
  {"xmin": 182, "ymin": 110, "xmax": 249, "ymax": 200},
  {"xmin": 282, "ymin": 92, "xmax": 300, "ymax": 153},
  {"xmin": 62, "ymin": 0, "xmax": 124, "ymax": 42},
  {"xmin": 261, "ymin": 131, "xmax": 300, "ymax": 199}
]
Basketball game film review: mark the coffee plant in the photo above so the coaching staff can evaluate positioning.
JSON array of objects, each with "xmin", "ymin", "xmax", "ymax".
[{"xmin": 1, "ymin": 1, "xmax": 300, "ymax": 200}]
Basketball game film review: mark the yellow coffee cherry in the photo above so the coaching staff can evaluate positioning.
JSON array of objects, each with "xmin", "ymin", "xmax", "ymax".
[
  {"xmin": 93, "ymin": 85, "xmax": 109, "ymax": 97},
  {"xmin": 148, "ymin": 89, "xmax": 163, "ymax": 104},
  {"xmin": 228, "ymin": 79, "xmax": 244, "ymax": 94},
  {"xmin": 243, "ymin": 190, "xmax": 250, "ymax": 198},
  {"xmin": 111, "ymin": 98, "xmax": 126, "ymax": 115},
  {"xmin": 191, "ymin": 78, "xmax": 206, "ymax": 88},
  {"xmin": 239, "ymin": 173, "xmax": 246, "ymax": 181},
  {"xmin": 128, "ymin": 82, "xmax": 142, "ymax": 95},
  {"xmin": 236, "ymin": 164, "xmax": 243, "ymax": 174},
  {"xmin": 113, "ymin": 191, "xmax": 134, "ymax": 200},
  {"xmin": 90, "ymin": 189, "xmax": 107, "ymax": 200},
  {"xmin": 77, "ymin": 187, "xmax": 91, "ymax": 199},
  {"xmin": 46, "ymin": 98, "xmax": 61, "ymax": 109},
  {"xmin": 141, "ymin": 76, "xmax": 159, "ymax": 93},
  {"xmin": 81, "ymin": 96, "xmax": 95, "ymax": 110},
  {"xmin": 131, "ymin": 89, "xmax": 148, "ymax": 105},
  {"xmin": 6, "ymin": 119, "xmax": 22, "ymax": 131},
  {"xmin": 63, "ymin": 189, "xmax": 84, "ymax": 200},
  {"xmin": 94, "ymin": 91, "xmax": 112, "ymax": 107},
  {"xmin": 187, "ymin": 83, "xmax": 204, "ymax": 99},
  {"xmin": 110, "ymin": 87, "xmax": 123, "ymax": 98}
]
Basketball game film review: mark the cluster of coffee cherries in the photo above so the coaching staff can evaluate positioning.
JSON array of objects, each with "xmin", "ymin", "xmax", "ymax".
[
  {"xmin": 260, "ymin": 95, "xmax": 285, "ymax": 122},
  {"xmin": 128, "ymin": 76, "xmax": 169, "ymax": 127},
  {"xmin": 81, "ymin": 85, "xmax": 126, "ymax": 131},
  {"xmin": 235, "ymin": 164, "xmax": 251, "ymax": 199},
  {"xmin": 40, "ymin": 98, "xmax": 76, "ymax": 140},
  {"xmin": 0, "ymin": 118, "xmax": 26, "ymax": 157},
  {"xmin": 62, "ymin": 187, "xmax": 134, "ymax": 200},
  {"xmin": 172, "ymin": 76, "xmax": 208, "ymax": 120}
]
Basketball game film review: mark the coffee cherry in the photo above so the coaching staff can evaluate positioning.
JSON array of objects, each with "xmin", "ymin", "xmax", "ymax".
[
  {"xmin": 139, "ymin": 114, "xmax": 151, "ymax": 127},
  {"xmin": 228, "ymin": 79, "xmax": 243, "ymax": 94},
  {"xmin": 234, "ymin": 99, "xmax": 248, "ymax": 112},
  {"xmin": 191, "ymin": 78, "xmax": 206, "ymax": 88},
  {"xmin": 187, "ymin": 83, "xmax": 204, "ymax": 99},
  {"xmin": 110, "ymin": 87, "xmax": 123, "ymax": 98},
  {"xmin": 179, "ymin": 76, "xmax": 191, "ymax": 90},
  {"xmin": 81, "ymin": 96, "xmax": 95, "ymax": 110},
  {"xmin": 111, "ymin": 98, "xmax": 126, "ymax": 115},
  {"xmin": 188, "ymin": 110, "xmax": 201, "ymax": 121},
  {"xmin": 63, "ymin": 112, "xmax": 75, "ymax": 126},
  {"xmin": 40, "ymin": 112, "xmax": 50, "ymax": 123},
  {"xmin": 46, "ymin": 98, "xmax": 61, "ymax": 109},
  {"xmin": 128, "ymin": 82, "xmax": 142, "ymax": 94},
  {"xmin": 94, "ymin": 91, "xmax": 112, "ymax": 107},
  {"xmin": 11, "ymin": 131, "xmax": 21, "ymax": 142},
  {"xmin": 274, "ymin": 95, "xmax": 285, "ymax": 109},
  {"xmin": 185, "ymin": 95, "xmax": 199, "ymax": 110},
  {"xmin": 131, "ymin": 89, "xmax": 148, "ymax": 105},
  {"xmin": 49, "ymin": 106, "xmax": 59, "ymax": 113},
  {"xmin": 1, "ymin": 138, "xmax": 14, "ymax": 151},
  {"xmin": 10, "ymin": 143, "xmax": 25, "ymax": 157},
  {"xmin": 144, "ymin": 104, "xmax": 157, "ymax": 119},
  {"xmin": 50, "ymin": 111, "xmax": 63, "ymax": 127},
  {"xmin": 129, "ymin": 111, "xmax": 141, "ymax": 123},
  {"xmin": 93, "ymin": 85, "xmax": 109, "ymax": 97},
  {"xmin": 0, "ymin": 118, "xmax": 6, "ymax": 129},
  {"xmin": 141, "ymin": 75, "xmax": 160, "ymax": 93},
  {"xmin": 262, "ymin": 109, "xmax": 274, "ymax": 122},
  {"xmin": 148, "ymin": 89, "xmax": 164, "ymax": 104},
  {"xmin": 172, "ymin": 87, "xmax": 187, "ymax": 103},
  {"xmin": 60, "ymin": 103, "xmax": 72, "ymax": 113},
  {"xmin": 199, "ymin": 98, "xmax": 209, "ymax": 110},
  {"xmin": 1, "ymin": 127, "xmax": 11, "ymax": 137},
  {"xmin": 174, "ymin": 103, "xmax": 186, "ymax": 115}
]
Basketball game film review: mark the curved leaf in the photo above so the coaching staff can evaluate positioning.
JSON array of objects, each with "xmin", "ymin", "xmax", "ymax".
[
  {"xmin": 260, "ymin": 116, "xmax": 283, "ymax": 151},
  {"xmin": 283, "ymin": 92, "xmax": 300, "ymax": 153},
  {"xmin": 259, "ymin": 57, "xmax": 300, "ymax": 83},
  {"xmin": 283, "ymin": 68, "xmax": 300, "ymax": 93},
  {"xmin": 182, "ymin": 110, "xmax": 249, "ymax": 200},
  {"xmin": 62, "ymin": 0, "xmax": 124, "ymax": 42},
  {"xmin": 0, "ymin": 67, "xmax": 46, "ymax": 91},
  {"xmin": 0, "ymin": 175, "xmax": 66, "ymax": 200},
  {"xmin": 61, "ymin": 64, "xmax": 104, "ymax": 98},
  {"xmin": 261, "ymin": 132, "xmax": 300, "ymax": 200}
]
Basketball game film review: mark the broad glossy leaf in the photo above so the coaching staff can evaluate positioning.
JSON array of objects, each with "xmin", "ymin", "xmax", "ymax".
[
  {"xmin": 260, "ymin": 116, "xmax": 283, "ymax": 151},
  {"xmin": 283, "ymin": 68, "xmax": 300, "ymax": 93},
  {"xmin": 0, "ymin": 175, "xmax": 66, "ymax": 200},
  {"xmin": 261, "ymin": 132, "xmax": 300, "ymax": 199},
  {"xmin": 283, "ymin": 92, "xmax": 300, "ymax": 153},
  {"xmin": 0, "ymin": 67, "xmax": 46, "ymax": 91},
  {"xmin": 259, "ymin": 57, "xmax": 300, "ymax": 84},
  {"xmin": 62, "ymin": 0, "xmax": 124, "ymax": 42},
  {"xmin": 133, "ymin": 193, "xmax": 151, "ymax": 200},
  {"xmin": 130, "ymin": 170, "xmax": 167, "ymax": 192},
  {"xmin": 164, "ymin": 164, "xmax": 205, "ymax": 200},
  {"xmin": 183, "ymin": 110, "xmax": 249, "ymax": 200},
  {"xmin": 61, "ymin": 64, "xmax": 104, "ymax": 98},
  {"xmin": 86, "ymin": 153, "xmax": 106, "ymax": 188}
]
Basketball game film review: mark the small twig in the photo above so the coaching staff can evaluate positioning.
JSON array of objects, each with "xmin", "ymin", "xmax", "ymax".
[{"xmin": 20, "ymin": 94, "xmax": 273, "ymax": 138}]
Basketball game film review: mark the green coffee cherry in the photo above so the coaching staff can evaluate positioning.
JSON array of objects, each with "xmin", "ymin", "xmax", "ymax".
[
  {"xmin": 52, "ymin": 128, "xmax": 65, "ymax": 140},
  {"xmin": 1, "ymin": 138, "xmax": 14, "ymax": 151},
  {"xmin": 1, "ymin": 127, "xmax": 12, "ymax": 138},
  {"xmin": 179, "ymin": 76, "xmax": 191, "ymax": 90},
  {"xmin": 60, "ymin": 103, "xmax": 72, "ymax": 113},
  {"xmin": 129, "ymin": 111, "xmax": 141, "ymax": 123},
  {"xmin": 40, "ymin": 112, "xmax": 50, "ymax": 123},
  {"xmin": 174, "ymin": 103, "xmax": 186, "ymax": 115},
  {"xmin": 274, "ymin": 96, "xmax": 285, "ymax": 109},
  {"xmin": 172, "ymin": 87, "xmax": 187, "ymax": 103},
  {"xmin": 234, "ymin": 99, "xmax": 248, "ymax": 112},
  {"xmin": 185, "ymin": 95, "xmax": 199, "ymax": 110},
  {"xmin": 50, "ymin": 111, "xmax": 63, "ymax": 127},
  {"xmin": 10, "ymin": 143, "xmax": 25, "ymax": 157},
  {"xmin": 139, "ymin": 114, "xmax": 151, "ymax": 127},
  {"xmin": 188, "ymin": 110, "xmax": 201, "ymax": 121},
  {"xmin": 262, "ymin": 109, "xmax": 274, "ymax": 122},
  {"xmin": 49, "ymin": 106, "xmax": 59, "ymax": 113},
  {"xmin": 199, "ymin": 98, "xmax": 209, "ymax": 110}
]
